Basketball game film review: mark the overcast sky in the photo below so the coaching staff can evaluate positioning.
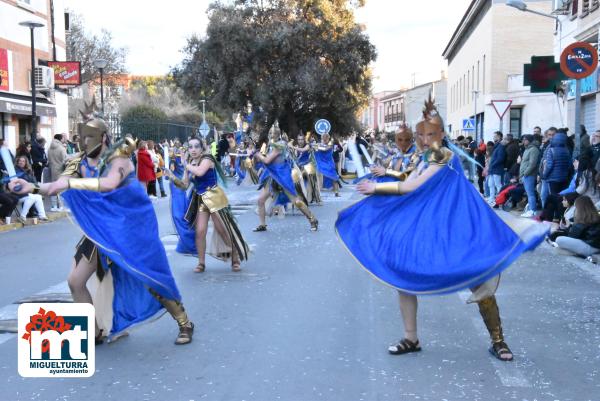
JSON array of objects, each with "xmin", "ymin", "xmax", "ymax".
[{"xmin": 65, "ymin": 0, "xmax": 471, "ymax": 92}]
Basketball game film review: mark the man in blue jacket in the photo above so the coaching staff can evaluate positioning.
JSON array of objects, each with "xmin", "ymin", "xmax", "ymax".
[
  {"xmin": 488, "ymin": 131, "xmax": 506, "ymax": 204},
  {"xmin": 542, "ymin": 130, "xmax": 572, "ymax": 210}
]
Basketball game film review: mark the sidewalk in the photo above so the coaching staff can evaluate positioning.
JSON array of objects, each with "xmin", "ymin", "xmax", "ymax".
[{"xmin": 0, "ymin": 196, "xmax": 69, "ymax": 233}]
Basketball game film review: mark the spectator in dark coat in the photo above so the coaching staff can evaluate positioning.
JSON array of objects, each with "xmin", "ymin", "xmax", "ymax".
[
  {"xmin": 487, "ymin": 131, "xmax": 506, "ymax": 203},
  {"xmin": 504, "ymin": 133, "xmax": 520, "ymax": 182},
  {"xmin": 30, "ymin": 136, "xmax": 47, "ymax": 183},
  {"xmin": 542, "ymin": 131, "xmax": 572, "ymax": 196},
  {"xmin": 555, "ymin": 196, "xmax": 600, "ymax": 257},
  {"xmin": 591, "ymin": 130, "xmax": 600, "ymax": 169}
]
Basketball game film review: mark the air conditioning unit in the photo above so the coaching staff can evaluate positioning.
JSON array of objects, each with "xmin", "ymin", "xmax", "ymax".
[{"xmin": 29, "ymin": 66, "xmax": 55, "ymax": 90}]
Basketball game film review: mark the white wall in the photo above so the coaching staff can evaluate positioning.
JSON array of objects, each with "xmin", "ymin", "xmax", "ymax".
[{"xmin": 0, "ymin": 2, "xmax": 49, "ymax": 53}]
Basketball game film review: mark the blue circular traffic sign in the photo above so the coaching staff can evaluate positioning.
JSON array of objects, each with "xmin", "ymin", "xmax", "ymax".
[{"xmin": 314, "ymin": 119, "xmax": 331, "ymax": 135}]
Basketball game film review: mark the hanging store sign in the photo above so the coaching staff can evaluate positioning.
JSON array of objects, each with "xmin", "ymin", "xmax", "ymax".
[
  {"xmin": 48, "ymin": 61, "xmax": 81, "ymax": 86},
  {"xmin": 0, "ymin": 48, "xmax": 9, "ymax": 91}
]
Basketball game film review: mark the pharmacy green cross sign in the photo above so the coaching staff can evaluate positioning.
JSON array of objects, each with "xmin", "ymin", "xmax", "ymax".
[{"xmin": 523, "ymin": 56, "xmax": 567, "ymax": 93}]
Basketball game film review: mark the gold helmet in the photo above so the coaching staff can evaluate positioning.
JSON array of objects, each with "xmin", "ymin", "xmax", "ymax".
[
  {"xmin": 415, "ymin": 94, "xmax": 444, "ymax": 137},
  {"xmin": 78, "ymin": 118, "xmax": 109, "ymax": 158}
]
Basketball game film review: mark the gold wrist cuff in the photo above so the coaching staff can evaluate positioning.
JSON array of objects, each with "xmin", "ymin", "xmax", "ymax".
[
  {"xmin": 385, "ymin": 169, "xmax": 404, "ymax": 180},
  {"xmin": 68, "ymin": 178, "xmax": 101, "ymax": 191},
  {"xmin": 32, "ymin": 184, "xmax": 41, "ymax": 194},
  {"xmin": 374, "ymin": 182, "xmax": 402, "ymax": 195}
]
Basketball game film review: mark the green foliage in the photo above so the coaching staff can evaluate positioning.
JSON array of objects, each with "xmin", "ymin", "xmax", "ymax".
[
  {"xmin": 121, "ymin": 105, "xmax": 168, "ymax": 138},
  {"xmin": 172, "ymin": 0, "xmax": 376, "ymax": 138}
]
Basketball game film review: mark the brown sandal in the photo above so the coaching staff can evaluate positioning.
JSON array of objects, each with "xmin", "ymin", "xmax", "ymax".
[
  {"xmin": 388, "ymin": 338, "xmax": 421, "ymax": 355},
  {"xmin": 175, "ymin": 322, "xmax": 194, "ymax": 345},
  {"xmin": 489, "ymin": 341, "xmax": 514, "ymax": 361},
  {"xmin": 231, "ymin": 261, "xmax": 241, "ymax": 272},
  {"xmin": 194, "ymin": 263, "xmax": 205, "ymax": 273}
]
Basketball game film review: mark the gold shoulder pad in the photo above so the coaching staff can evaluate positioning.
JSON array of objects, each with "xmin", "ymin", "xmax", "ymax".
[
  {"xmin": 108, "ymin": 137, "xmax": 137, "ymax": 163},
  {"xmin": 61, "ymin": 152, "xmax": 85, "ymax": 177}
]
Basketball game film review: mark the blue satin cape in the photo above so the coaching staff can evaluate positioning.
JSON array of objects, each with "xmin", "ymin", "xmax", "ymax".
[
  {"xmin": 314, "ymin": 148, "xmax": 339, "ymax": 189},
  {"xmin": 336, "ymin": 155, "xmax": 548, "ymax": 295},
  {"xmin": 62, "ymin": 175, "xmax": 182, "ymax": 334},
  {"xmin": 169, "ymin": 157, "xmax": 197, "ymax": 255}
]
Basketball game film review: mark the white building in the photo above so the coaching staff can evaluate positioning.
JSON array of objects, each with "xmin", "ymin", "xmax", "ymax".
[
  {"xmin": 443, "ymin": 0, "xmax": 561, "ymax": 141},
  {"xmin": 552, "ymin": 0, "xmax": 600, "ymax": 133},
  {"xmin": 0, "ymin": 0, "xmax": 69, "ymax": 152},
  {"xmin": 360, "ymin": 91, "xmax": 397, "ymax": 132}
]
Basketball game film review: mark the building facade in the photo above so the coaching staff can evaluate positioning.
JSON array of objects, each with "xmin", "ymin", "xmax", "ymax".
[
  {"xmin": 0, "ymin": 0, "xmax": 69, "ymax": 152},
  {"xmin": 553, "ymin": 0, "xmax": 600, "ymax": 134},
  {"xmin": 443, "ymin": 0, "xmax": 560, "ymax": 141},
  {"xmin": 360, "ymin": 90, "xmax": 396, "ymax": 132}
]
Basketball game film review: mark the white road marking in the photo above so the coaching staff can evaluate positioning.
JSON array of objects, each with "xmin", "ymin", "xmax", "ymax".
[{"xmin": 457, "ymin": 290, "xmax": 532, "ymax": 388}]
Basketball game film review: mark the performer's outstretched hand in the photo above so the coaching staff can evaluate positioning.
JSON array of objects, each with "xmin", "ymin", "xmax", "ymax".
[
  {"xmin": 8, "ymin": 178, "xmax": 32, "ymax": 195},
  {"xmin": 371, "ymin": 166, "xmax": 386, "ymax": 177},
  {"xmin": 357, "ymin": 180, "xmax": 376, "ymax": 195}
]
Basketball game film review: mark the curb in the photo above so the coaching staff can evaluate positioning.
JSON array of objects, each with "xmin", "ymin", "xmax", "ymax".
[{"xmin": 0, "ymin": 211, "xmax": 69, "ymax": 233}]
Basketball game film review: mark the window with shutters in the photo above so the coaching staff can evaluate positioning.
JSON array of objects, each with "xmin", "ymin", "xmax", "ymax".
[
  {"xmin": 581, "ymin": 0, "xmax": 590, "ymax": 16},
  {"xmin": 572, "ymin": 0, "xmax": 579, "ymax": 17}
]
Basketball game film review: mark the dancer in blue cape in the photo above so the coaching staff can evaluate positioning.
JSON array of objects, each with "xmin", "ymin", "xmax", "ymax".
[
  {"xmin": 314, "ymin": 133, "xmax": 340, "ymax": 197},
  {"xmin": 169, "ymin": 139, "xmax": 196, "ymax": 255},
  {"xmin": 166, "ymin": 137, "xmax": 249, "ymax": 273},
  {"xmin": 292, "ymin": 132, "xmax": 321, "ymax": 204},
  {"xmin": 253, "ymin": 124, "xmax": 318, "ymax": 232},
  {"xmin": 336, "ymin": 97, "xmax": 548, "ymax": 361},
  {"xmin": 367, "ymin": 124, "xmax": 418, "ymax": 183},
  {"xmin": 9, "ymin": 118, "xmax": 194, "ymax": 345}
]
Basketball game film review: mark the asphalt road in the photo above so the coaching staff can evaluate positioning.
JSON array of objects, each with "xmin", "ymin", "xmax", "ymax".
[{"xmin": 0, "ymin": 182, "xmax": 599, "ymax": 401}]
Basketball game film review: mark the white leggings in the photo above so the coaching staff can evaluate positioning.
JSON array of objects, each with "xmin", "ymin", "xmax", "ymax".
[{"xmin": 18, "ymin": 194, "xmax": 47, "ymax": 218}]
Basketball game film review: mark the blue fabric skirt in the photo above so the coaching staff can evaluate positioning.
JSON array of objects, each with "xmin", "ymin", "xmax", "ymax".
[
  {"xmin": 315, "ymin": 149, "xmax": 339, "ymax": 189},
  {"xmin": 170, "ymin": 181, "xmax": 197, "ymax": 255},
  {"xmin": 62, "ymin": 176, "xmax": 182, "ymax": 335},
  {"xmin": 264, "ymin": 161, "xmax": 297, "ymax": 196},
  {"xmin": 336, "ymin": 156, "xmax": 548, "ymax": 295}
]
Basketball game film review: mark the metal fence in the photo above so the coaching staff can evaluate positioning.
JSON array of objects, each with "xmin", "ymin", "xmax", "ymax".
[{"xmin": 107, "ymin": 116, "xmax": 201, "ymax": 143}]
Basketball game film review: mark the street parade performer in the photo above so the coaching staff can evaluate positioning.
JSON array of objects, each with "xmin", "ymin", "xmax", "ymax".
[
  {"xmin": 313, "ymin": 132, "xmax": 340, "ymax": 197},
  {"xmin": 370, "ymin": 123, "xmax": 417, "ymax": 183},
  {"xmin": 335, "ymin": 97, "xmax": 548, "ymax": 361},
  {"xmin": 292, "ymin": 132, "xmax": 321, "ymax": 204},
  {"xmin": 166, "ymin": 137, "xmax": 249, "ymax": 273},
  {"xmin": 253, "ymin": 124, "xmax": 318, "ymax": 232},
  {"xmin": 8, "ymin": 117, "xmax": 194, "ymax": 345},
  {"xmin": 169, "ymin": 139, "xmax": 196, "ymax": 255}
]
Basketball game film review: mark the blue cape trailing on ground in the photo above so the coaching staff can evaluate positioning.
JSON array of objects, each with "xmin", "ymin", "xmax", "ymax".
[
  {"xmin": 62, "ymin": 175, "xmax": 182, "ymax": 334},
  {"xmin": 336, "ymin": 155, "xmax": 548, "ymax": 295},
  {"xmin": 169, "ymin": 156, "xmax": 196, "ymax": 255},
  {"xmin": 314, "ymin": 148, "xmax": 339, "ymax": 189}
]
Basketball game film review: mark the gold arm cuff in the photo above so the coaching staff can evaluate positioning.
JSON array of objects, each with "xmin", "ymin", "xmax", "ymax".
[
  {"xmin": 68, "ymin": 178, "xmax": 101, "ymax": 191},
  {"xmin": 385, "ymin": 169, "xmax": 404, "ymax": 180},
  {"xmin": 32, "ymin": 184, "xmax": 41, "ymax": 194},
  {"xmin": 374, "ymin": 182, "xmax": 402, "ymax": 195}
]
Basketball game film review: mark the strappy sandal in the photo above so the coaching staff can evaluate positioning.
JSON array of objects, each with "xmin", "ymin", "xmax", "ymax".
[
  {"xmin": 310, "ymin": 218, "xmax": 319, "ymax": 232},
  {"xmin": 175, "ymin": 321, "xmax": 194, "ymax": 345},
  {"xmin": 388, "ymin": 338, "xmax": 421, "ymax": 355},
  {"xmin": 194, "ymin": 263, "xmax": 206, "ymax": 273},
  {"xmin": 253, "ymin": 225, "xmax": 267, "ymax": 232},
  {"xmin": 489, "ymin": 341, "xmax": 514, "ymax": 362},
  {"xmin": 231, "ymin": 261, "xmax": 241, "ymax": 272}
]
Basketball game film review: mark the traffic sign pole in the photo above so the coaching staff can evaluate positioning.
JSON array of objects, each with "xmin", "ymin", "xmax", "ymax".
[{"xmin": 575, "ymin": 78, "xmax": 582, "ymax": 159}]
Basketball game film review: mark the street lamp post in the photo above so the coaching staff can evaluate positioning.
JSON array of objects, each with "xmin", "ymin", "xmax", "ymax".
[
  {"xmin": 19, "ymin": 21, "xmax": 45, "ymax": 143},
  {"xmin": 93, "ymin": 59, "xmax": 108, "ymax": 117}
]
